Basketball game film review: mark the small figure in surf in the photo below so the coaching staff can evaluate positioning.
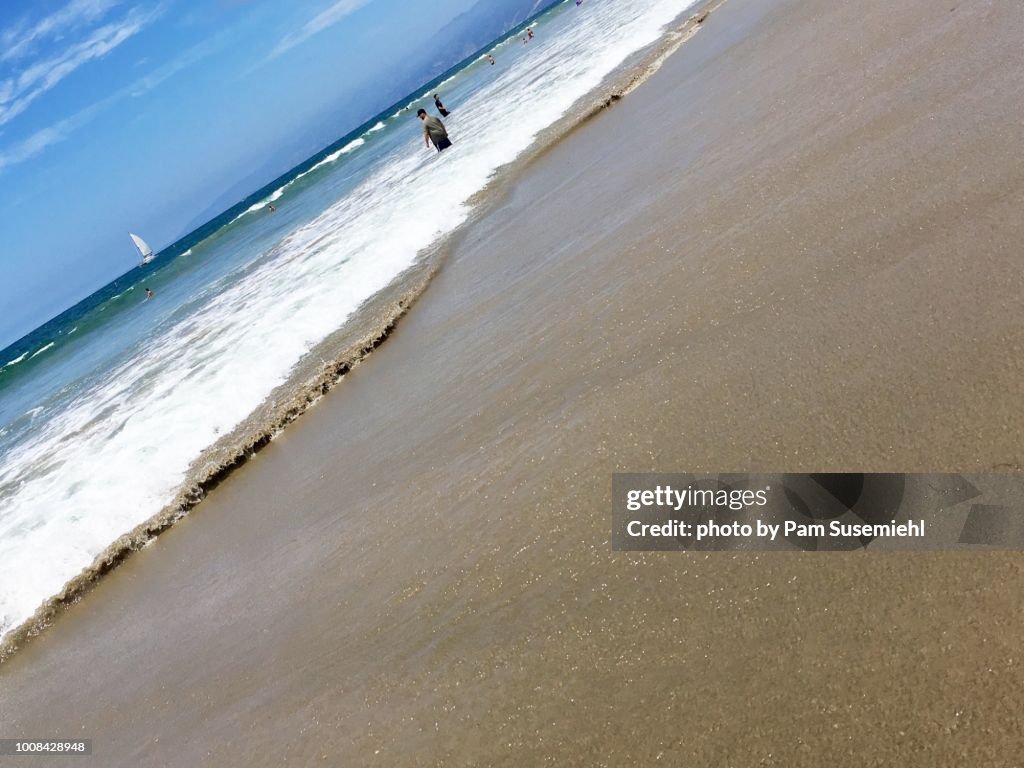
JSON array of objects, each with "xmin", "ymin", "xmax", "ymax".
[
  {"xmin": 433, "ymin": 94, "xmax": 450, "ymax": 117},
  {"xmin": 527, "ymin": 27, "xmax": 535, "ymax": 40},
  {"xmin": 487, "ymin": 54, "xmax": 495, "ymax": 65},
  {"xmin": 267, "ymin": 204, "xmax": 276, "ymax": 212},
  {"xmin": 145, "ymin": 287, "xmax": 154, "ymax": 299},
  {"xmin": 418, "ymin": 109, "xmax": 452, "ymax": 152}
]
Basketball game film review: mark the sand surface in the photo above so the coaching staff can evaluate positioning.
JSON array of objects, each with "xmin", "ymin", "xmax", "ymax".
[{"xmin": 3, "ymin": 0, "xmax": 1024, "ymax": 764}]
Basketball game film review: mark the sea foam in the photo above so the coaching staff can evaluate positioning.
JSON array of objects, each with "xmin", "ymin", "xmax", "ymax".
[{"xmin": 0, "ymin": 0, "xmax": 699, "ymax": 645}]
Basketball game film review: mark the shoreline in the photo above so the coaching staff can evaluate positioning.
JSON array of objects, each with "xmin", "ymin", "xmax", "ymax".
[
  {"xmin": 2, "ymin": 0, "xmax": 1023, "ymax": 763},
  {"xmin": 0, "ymin": 0, "xmax": 723, "ymax": 665}
]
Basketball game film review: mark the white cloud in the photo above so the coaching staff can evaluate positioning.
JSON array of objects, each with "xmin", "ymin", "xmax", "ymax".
[
  {"xmin": 1, "ymin": 0, "xmax": 123, "ymax": 63},
  {"xmin": 0, "ymin": 6, "xmax": 160, "ymax": 129},
  {"xmin": 0, "ymin": 18, "xmax": 229, "ymax": 174},
  {"xmin": 129, "ymin": 36, "xmax": 225, "ymax": 96},
  {"xmin": 0, "ymin": 119, "xmax": 78, "ymax": 171},
  {"xmin": 0, "ymin": 127, "xmax": 62, "ymax": 170},
  {"xmin": 269, "ymin": 0, "xmax": 372, "ymax": 59}
]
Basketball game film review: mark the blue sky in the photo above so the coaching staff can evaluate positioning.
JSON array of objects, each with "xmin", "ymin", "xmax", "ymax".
[{"xmin": 0, "ymin": 0, "xmax": 546, "ymax": 349}]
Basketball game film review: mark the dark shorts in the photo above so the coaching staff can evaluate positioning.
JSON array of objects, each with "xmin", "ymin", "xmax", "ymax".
[
  {"xmin": 434, "ymin": 137, "xmax": 453, "ymax": 152},
  {"xmin": 439, "ymin": 108, "xmax": 450, "ymax": 117}
]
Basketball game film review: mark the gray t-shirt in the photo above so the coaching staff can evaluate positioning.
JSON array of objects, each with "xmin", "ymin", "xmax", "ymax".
[{"xmin": 422, "ymin": 115, "xmax": 448, "ymax": 143}]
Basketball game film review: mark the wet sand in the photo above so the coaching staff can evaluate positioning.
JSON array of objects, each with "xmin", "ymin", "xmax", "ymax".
[{"xmin": 4, "ymin": 0, "xmax": 1024, "ymax": 764}]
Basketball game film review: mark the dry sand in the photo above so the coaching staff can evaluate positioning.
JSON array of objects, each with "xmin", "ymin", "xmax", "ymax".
[{"xmin": 3, "ymin": 0, "xmax": 1024, "ymax": 764}]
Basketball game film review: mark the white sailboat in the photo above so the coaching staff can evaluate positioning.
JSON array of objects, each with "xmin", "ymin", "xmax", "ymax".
[{"xmin": 130, "ymin": 232, "xmax": 154, "ymax": 266}]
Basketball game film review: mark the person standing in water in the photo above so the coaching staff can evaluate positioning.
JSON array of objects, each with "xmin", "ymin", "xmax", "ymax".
[
  {"xmin": 527, "ymin": 27, "xmax": 535, "ymax": 40},
  {"xmin": 487, "ymin": 54, "xmax": 495, "ymax": 65},
  {"xmin": 145, "ymin": 287, "xmax": 154, "ymax": 299},
  {"xmin": 418, "ymin": 109, "xmax": 452, "ymax": 152},
  {"xmin": 433, "ymin": 94, "xmax": 450, "ymax": 117}
]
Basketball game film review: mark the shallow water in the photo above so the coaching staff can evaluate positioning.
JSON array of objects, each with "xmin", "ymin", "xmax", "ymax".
[{"xmin": 0, "ymin": 0, "xmax": 698, "ymax": 645}]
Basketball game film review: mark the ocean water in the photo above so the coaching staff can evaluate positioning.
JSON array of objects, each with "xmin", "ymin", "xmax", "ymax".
[{"xmin": 0, "ymin": 0, "xmax": 697, "ymax": 643}]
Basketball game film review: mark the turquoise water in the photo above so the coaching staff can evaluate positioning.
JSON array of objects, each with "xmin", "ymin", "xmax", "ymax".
[{"xmin": 0, "ymin": 0, "xmax": 698, "ymax": 642}]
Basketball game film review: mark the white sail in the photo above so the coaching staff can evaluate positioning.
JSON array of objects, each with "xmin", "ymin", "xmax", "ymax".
[{"xmin": 129, "ymin": 232, "xmax": 154, "ymax": 264}]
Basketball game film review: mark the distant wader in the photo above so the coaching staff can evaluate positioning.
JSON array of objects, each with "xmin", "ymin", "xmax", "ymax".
[{"xmin": 423, "ymin": 115, "xmax": 453, "ymax": 153}]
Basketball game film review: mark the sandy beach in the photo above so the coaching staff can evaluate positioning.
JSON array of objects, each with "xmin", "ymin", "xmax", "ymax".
[{"xmin": 3, "ymin": 0, "xmax": 1024, "ymax": 764}]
